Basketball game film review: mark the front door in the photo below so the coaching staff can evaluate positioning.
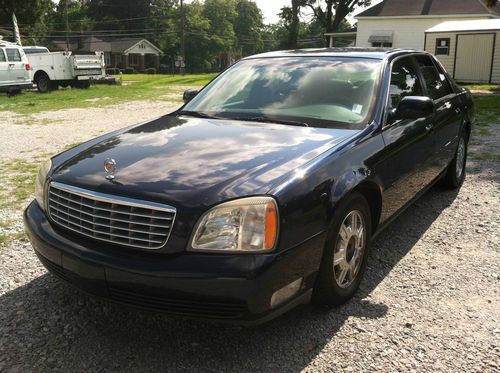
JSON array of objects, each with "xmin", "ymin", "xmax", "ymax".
[
  {"xmin": 455, "ymin": 34, "xmax": 494, "ymax": 83},
  {"xmin": 377, "ymin": 56, "xmax": 436, "ymax": 223}
]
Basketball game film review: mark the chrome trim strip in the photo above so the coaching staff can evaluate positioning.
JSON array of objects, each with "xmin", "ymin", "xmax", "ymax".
[
  {"xmin": 49, "ymin": 206, "xmax": 169, "ymax": 236},
  {"xmin": 51, "ymin": 214, "xmax": 164, "ymax": 244},
  {"xmin": 49, "ymin": 200, "xmax": 170, "ymax": 228},
  {"xmin": 51, "ymin": 216, "xmax": 165, "ymax": 248},
  {"xmin": 48, "ymin": 181, "xmax": 177, "ymax": 250},
  {"xmin": 49, "ymin": 190, "xmax": 173, "ymax": 220},
  {"xmin": 50, "ymin": 181, "xmax": 176, "ymax": 213}
]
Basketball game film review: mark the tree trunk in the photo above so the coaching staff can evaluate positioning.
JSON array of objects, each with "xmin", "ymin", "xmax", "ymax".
[{"xmin": 288, "ymin": 0, "xmax": 300, "ymax": 49}]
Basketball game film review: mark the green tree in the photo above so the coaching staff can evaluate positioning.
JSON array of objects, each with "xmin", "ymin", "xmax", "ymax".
[
  {"xmin": 0, "ymin": 0, "xmax": 55, "ymax": 44},
  {"xmin": 234, "ymin": 0, "xmax": 264, "ymax": 56},
  {"xmin": 306, "ymin": 0, "xmax": 370, "ymax": 33}
]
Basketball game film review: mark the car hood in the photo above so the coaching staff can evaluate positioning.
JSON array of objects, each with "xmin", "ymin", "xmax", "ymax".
[{"xmin": 52, "ymin": 115, "xmax": 356, "ymax": 209}]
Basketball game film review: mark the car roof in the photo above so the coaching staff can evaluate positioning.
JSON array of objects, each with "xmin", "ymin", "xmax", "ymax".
[
  {"xmin": 22, "ymin": 46, "xmax": 48, "ymax": 49},
  {"xmin": 244, "ymin": 47, "xmax": 420, "ymax": 61}
]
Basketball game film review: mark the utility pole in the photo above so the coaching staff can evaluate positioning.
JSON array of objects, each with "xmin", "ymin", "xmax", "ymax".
[
  {"xmin": 180, "ymin": 0, "xmax": 185, "ymax": 66},
  {"xmin": 65, "ymin": 0, "xmax": 70, "ymax": 50}
]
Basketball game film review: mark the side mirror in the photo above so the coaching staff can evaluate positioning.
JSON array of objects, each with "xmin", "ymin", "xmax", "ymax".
[
  {"xmin": 393, "ymin": 96, "xmax": 435, "ymax": 120},
  {"xmin": 183, "ymin": 89, "xmax": 199, "ymax": 103}
]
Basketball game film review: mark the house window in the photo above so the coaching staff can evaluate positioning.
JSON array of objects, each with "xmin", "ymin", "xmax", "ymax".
[
  {"xmin": 129, "ymin": 54, "xmax": 140, "ymax": 66},
  {"xmin": 435, "ymin": 38, "xmax": 450, "ymax": 56},
  {"xmin": 372, "ymin": 42, "xmax": 392, "ymax": 48}
]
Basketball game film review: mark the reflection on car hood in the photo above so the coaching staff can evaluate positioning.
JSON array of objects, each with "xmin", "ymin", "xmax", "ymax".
[{"xmin": 52, "ymin": 115, "xmax": 357, "ymax": 208}]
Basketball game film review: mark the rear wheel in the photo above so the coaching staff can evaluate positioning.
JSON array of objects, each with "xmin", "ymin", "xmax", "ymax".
[
  {"xmin": 35, "ymin": 73, "xmax": 51, "ymax": 93},
  {"xmin": 443, "ymin": 130, "xmax": 468, "ymax": 189},
  {"xmin": 72, "ymin": 80, "xmax": 91, "ymax": 89},
  {"xmin": 313, "ymin": 193, "xmax": 372, "ymax": 306}
]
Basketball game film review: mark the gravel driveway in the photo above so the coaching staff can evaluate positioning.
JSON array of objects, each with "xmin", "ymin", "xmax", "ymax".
[{"xmin": 0, "ymin": 102, "xmax": 499, "ymax": 372}]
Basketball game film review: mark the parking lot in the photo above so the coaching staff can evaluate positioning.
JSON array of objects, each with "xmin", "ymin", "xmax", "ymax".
[{"xmin": 0, "ymin": 89, "xmax": 499, "ymax": 372}]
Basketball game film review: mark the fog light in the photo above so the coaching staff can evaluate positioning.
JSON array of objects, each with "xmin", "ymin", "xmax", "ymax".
[{"xmin": 270, "ymin": 278, "xmax": 303, "ymax": 309}]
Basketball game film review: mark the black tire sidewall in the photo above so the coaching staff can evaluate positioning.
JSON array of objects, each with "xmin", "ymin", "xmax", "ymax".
[
  {"xmin": 313, "ymin": 192, "xmax": 372, "ymax": 305},
  {"xmin": 36, "ymin": 75, "xmax": 50, "ymax": 93},
  {"xmin": 445, "ymin": 130, "xmax": 468, "ymax": 188}
]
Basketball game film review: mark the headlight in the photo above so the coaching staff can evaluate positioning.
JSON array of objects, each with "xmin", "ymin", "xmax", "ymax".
[
  {"xmin": 190, "ymin": 196, "xmax": 278, "ymax": 253},
  {"xmin": 35, "ymin": 159, "xmax": 52, "ymax": 211}
]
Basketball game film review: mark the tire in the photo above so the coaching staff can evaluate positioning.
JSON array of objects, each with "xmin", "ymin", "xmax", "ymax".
[
  {"xmin": 73, "ymin": 80, "xmax": 90, "ymax": 89},
  {"xmin": 35, "ymin": 74, "xmax": 51, "ymax": 93},
  {"xmin": 313, "ymin": 192, "xmax": 372, "ymax": 306},
  {"xmin": 443, "ymin": 130, "xmax": 468, "ymax": 189}
]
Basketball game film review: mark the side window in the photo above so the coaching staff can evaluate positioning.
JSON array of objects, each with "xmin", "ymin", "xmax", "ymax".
[
  {"xmin": 6, "ymin": 48, "xmax": 22, "ymax": 62},
  {"xmin": 414, "ymin": 55, "xmax": 452, "ymax": 100},
  {"xmin": 435, "ymin": 38, "xmax": 450, "ymax": 56},
  {"xmin": 0, "ymin": 49, "xmax": 6, "ymax": 62},
  {"xmin": 388, "ymin": 57, "xmax": 423, "ymax": 109}
]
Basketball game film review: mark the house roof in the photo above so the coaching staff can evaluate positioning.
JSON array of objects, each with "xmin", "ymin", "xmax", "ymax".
[
  {"xmin": 356, "ymin": 0, "xmax": 500, "ymax": 17},
  {"xmin": 426, "ymin": 18, "xmax": 500, "ymax": 32},
  {"xmin": 50, "ymin": 37, "xmax": 161, "ymax": 54}
]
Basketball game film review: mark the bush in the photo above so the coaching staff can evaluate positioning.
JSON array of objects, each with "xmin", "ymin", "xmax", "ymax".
[
  {"xmin": 106, "ymin": 68, "xmax": 119, "ymax": 75},
  {"xmin": 159, "ymin": 64, "xmax": 169, "ymax": 74},
  {"xmin": 145, "ymin": 68, "xmax": 156, "ymax": 75},
  {"xmin": 124, "ymin": 67, "xmax": 135, "ymax": 74}
]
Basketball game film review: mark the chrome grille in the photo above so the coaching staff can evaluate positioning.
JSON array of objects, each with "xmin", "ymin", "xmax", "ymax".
[{"xmin": 48, "ymin": 182, "xmax": 176, "ymax": 250}]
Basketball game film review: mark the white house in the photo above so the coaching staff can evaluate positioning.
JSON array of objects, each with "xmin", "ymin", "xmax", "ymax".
[
  {"xmin": 425, "ymin": 19, "xmax": 500, "ymax": 83},
  {"xmin": 355, "ymin": 0, "xmax": 500, "ymax": 50}
]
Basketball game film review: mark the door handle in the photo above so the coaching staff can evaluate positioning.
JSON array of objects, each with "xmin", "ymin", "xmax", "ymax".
[
  {"xmin": 8, "ymin": 63, "xmax": 14, "ymax": 68},
  {"xmin": 425, "ymin": 124, "xmax": 434, "ymax": 133}
]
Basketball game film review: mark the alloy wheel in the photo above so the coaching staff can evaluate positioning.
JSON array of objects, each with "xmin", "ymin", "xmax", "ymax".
[{"xmin": 333, "ymin": 210, "xmax": 366, "ymax": 288}]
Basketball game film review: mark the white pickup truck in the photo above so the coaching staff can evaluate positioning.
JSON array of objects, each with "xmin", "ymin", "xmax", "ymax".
[{"xmin": 24, "ymin": 47, "xmax": 106, "ymax": 92}]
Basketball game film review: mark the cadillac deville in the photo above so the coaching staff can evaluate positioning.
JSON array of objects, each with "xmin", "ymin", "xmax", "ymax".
[{"xmin": 24, "ymin": 49, "xmax": 474, "ymax": 324}]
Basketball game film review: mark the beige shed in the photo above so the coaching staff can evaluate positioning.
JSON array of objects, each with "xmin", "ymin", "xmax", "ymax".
[{"xmin": 425, "ymin": 19, "xmax": 500, "ymax": 83}]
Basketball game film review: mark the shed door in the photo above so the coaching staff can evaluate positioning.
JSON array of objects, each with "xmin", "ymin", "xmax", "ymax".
[{"xmin": 455, "ymin": 34, "xmax": 494, "ymax": 83}]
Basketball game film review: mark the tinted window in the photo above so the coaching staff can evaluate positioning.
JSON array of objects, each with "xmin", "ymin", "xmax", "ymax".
[
  {"xmin": 415, "ymin": 55, "xmax": 452, "ymax": 100},
  {"xmin": 6, "ymin": 48, "xmax": 22, "ymax": 62},
  {"xmin": 389, "ymin": 57, "xmax": 423, "ymax": 109},
  {"xmin": 0, "ymin": 49, "xmax": 6, "ymax": 62}
]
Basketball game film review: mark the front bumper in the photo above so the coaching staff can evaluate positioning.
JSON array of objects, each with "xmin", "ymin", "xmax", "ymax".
[{"xmin": 24, "ymin": 201, "xmax": 325, "ymax": 324}]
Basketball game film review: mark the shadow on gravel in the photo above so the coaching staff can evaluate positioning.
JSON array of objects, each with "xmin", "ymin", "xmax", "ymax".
[{"xmin": 0, "ymin": 186, "xmax": 460, "ymax": 372}]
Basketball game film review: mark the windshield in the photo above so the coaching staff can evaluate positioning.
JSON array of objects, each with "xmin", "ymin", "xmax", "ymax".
[{"xmin": 184, "ymin": 57, "xmax": 382, "ymax": 129}]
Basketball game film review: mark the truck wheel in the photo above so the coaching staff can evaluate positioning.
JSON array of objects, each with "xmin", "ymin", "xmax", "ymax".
[
  {"xmin": 72, "ymin": 80, "xmax": 91, "ymax": 89},
  {"xmin": 312, "ymin": 192, "xmax": 372, "ymax": 306},
  {"xmin": 79, "ymin": 81, "xmax": 91, "ymax": 89},
  {"xmin": 35, "ymin": 74, "xmax": 51, "ymax": 93}
]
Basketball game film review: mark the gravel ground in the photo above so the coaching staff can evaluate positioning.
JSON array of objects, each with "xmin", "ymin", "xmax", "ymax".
[{"xmin": 0, "ymin": 101, "xmax": 499, "ymax": 372}]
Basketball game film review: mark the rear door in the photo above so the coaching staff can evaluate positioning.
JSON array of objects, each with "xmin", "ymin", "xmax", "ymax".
[
  {"xmin": 0, "ymin": 48, "xmax": 11, "ymax": 86},
  {"xmin": 378, "ymin": 56, "xmax": 436, "ymax": 222},
  {"xmin": 414, "ymin": 54, "xmax": 461, "ymax": 174},
  {"xmin": 5, "ymin": 47, "xmax": 29, "ymax": 84}
]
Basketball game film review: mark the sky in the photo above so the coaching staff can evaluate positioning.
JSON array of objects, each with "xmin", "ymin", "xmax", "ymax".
[{"xmin": 253, "ymin": 0, "xmax": 383, "ymax": 25}]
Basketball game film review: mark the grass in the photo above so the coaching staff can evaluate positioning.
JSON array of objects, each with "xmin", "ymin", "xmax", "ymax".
[
  {"xmin": 0, "ymin": 159, "xmax": 41, "ymax": 210},
  {"xmin": 462, "ymin": 83, "xmax": 500, "ymax": 92},
  {"xmin": 0, "ymin": 232, "xmax": 27, "ymax": 247},
  {"xmin": 0, "ymin": 73, "xmax": 216, "ymax": 115}
]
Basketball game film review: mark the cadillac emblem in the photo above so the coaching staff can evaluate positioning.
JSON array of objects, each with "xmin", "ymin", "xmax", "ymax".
[{"xmin": 104, "ymin": 158, "xmax": 116, "ymax": 180}]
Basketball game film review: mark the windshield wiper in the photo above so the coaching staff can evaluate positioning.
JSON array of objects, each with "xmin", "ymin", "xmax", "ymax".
[
  {"xmin": 176, "ymin": 110, "xmax": 225, "ymax": 120},
  {"xmin": 233, "ymin": 116, "xmax": 309, "ymax": 127}
]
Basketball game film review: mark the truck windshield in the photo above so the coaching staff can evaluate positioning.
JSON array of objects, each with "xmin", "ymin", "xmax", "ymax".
[{"xmin": 184, "ymin": 57, "xmax": 382, "ymax": 129}]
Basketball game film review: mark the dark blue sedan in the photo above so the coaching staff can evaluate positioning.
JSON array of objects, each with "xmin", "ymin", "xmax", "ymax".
[{"xmin": 24, "ymin": 48, "xmax": 474, "ymax": 324}]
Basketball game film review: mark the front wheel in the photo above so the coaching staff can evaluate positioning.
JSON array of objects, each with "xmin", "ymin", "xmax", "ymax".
[
  {"xmin": 313, "ymin": 192, "xmax": 372, "ymax": 306},
  {"xmin": 443, "ymin": 130, "xmax": 468, "ymax": 189}
]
